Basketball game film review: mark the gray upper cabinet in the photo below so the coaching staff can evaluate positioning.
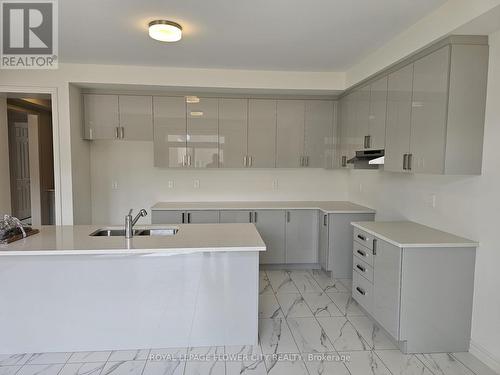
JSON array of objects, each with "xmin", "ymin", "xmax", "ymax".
[
  {"xmin": 305, "ymin": 100, "xmax": 335, "ymax": 168},
  {"xmin": 219, "ymin": 99, "xmax": 248, "ymax": 168},
  {"xmin": 384, "ymin": 64, "xmax": 414, "ymax": 173},
  {"xmin": 276, "ymin": 100, "xmax": 305, "ymax": 168},
  {"xmin": 118, "ymin": 95, "xmax": 153, "ymax": 141},
  {"xmin": 285, "ymin": 210, "xmax": 318, "ymax": 263},
  {"xmin": 248, "ymin": 99, "xmax": 276, "ymax": 168},
  {"xmin": 187, "ymin": 98, "xmax": 219, "ymax": 168},
  {"xmin": 153, "ymin": 96, "xmax": 187, "ymax": 168},
  {"xmin": 355, "ymin": 86, "xmax": 370, "ymax": 151},
  {"xmin": 367, "ymin": 76, "xmax": 388, "ymax": 150},
  {"xmin": 83, "ymin": 94, "xmax": 119, "ymax": 140}
]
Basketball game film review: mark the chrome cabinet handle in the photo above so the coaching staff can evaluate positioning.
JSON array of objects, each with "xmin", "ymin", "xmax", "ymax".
[
  {"xmin": 305, "ymin": 156, "xmax": 309, "ymax": 167},
  {"xmin": 356, "ymin": 249, "xmax": 366, "ymax": 257},
  {"xmin": 299, "ymin": 156, "xmax": 303, "ymax": 167},
  {"xmin": 342, "ymin": 155, "xmax": 347, "ymax": 167},
  {"xmin": 323, "ymin": 214, "xmax": 327, "ymax": 226},
  {"xmin": 357, "ymin": 234, "xmax": 366, "ymax": 241},
  {"xmin": 364, "ymin": 135, "xmax": 369, "ymax": 148},
  {"xmin": 287, "ymin": 211, "xmax": 291, "ymax": 222},
  {"xmin": 181, "ymin": 212, "xmax": 185, "ymax": 223},
  {"xmin": 248, "ymin": 156, "xmax": 253, "ymax": 167},
  {"xmin": 115, "ymin": 127, "xmax": 119, "ymax": 139},
  {"xmin": 249, "ymin": 211, "xmax": 252, "ymax": 223},
  {"xmin": 408, "ymin": 154, "xmax": 413, "ymax": 171},
  {"xmin": 356, "ymin": 287, "xmax": 366, "ymax": 296},
  {"xmin": 356, "ymin": 264, "xmax": 366, "ymax": 272},
  {"xmin": 120, "ymin": 127, "xmax": 125, "ymax": 139},
  {"xmin": 373, "ymin": 238, "xmax": 377, "ymax": 255},
  {"xmin": 254, "ymin": 212, "xmax": 258, "ymax": 222},
  {"xmin": 403, "ymin": 154, "xmax": 408, "ymax": 170},
  {"xmin": 187, "ymin": 212, "xmax": 191, "ymax": 223},
  {"xmin": 89, "ymin": 128, "xmax": 93, "ymax": 140},
  {"xmin": 244, "ymin": 156, "xmax": 247, "ymax": 167}
]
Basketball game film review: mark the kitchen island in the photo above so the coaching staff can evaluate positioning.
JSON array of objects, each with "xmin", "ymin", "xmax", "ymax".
[{"xmin": 0, "ymin": 224, "xmax": 265, "ymax": 354}]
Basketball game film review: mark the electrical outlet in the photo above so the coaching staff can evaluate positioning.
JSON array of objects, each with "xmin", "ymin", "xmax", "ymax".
[
  {"xmin": 168, "ymin": 181, "xmax": 174, "ymax": 189},
  {"xmin": 111, "ymin": 181, "xmax": 118, "ymax": 190},
  {"xmin": 272, "ymin": 180, "xmax": 279, "ymax": 190},
  {"xmin": 194, "ymin": 179, "xmax": 200, "ymax": 189}
]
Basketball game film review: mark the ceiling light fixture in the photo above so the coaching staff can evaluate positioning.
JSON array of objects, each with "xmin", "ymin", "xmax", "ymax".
[
  {"xmin": 190, "ymin": 111, "xmax": 204, "ymax": 117},
  {"xmin": 148, "ymin": 20, "xmax": 182, "ymax": 42},
  {"xmin": 186, "ymin": 96, "xmax": 200, "ymax": 104}
]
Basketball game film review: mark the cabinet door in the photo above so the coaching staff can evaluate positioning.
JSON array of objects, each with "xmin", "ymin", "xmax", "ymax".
[
  {"xmin": 118, "ymin": 95, "xmax": 153, "ymax": 141},
  {"xmin": 368, "ymin": 76, "xmax": 388, "ymax": 150},
  {"xmin": 219, "ymin": 99, "xmax": 248, "ymax": 168},
  {"xmin": 285, "ymin": 210, "xmax": 319, "ymax": 264},
  {"xmin": 186, "ymin": 210, "xmax": 219, "ymax": 223},
  {"xmin": 219, "ymin": 210, "xmax": 252, "ymax": 223},
  {"xmin": 153, "ymin": 96, "xmax": 187, "ymax": 168},
  {"xmin": 254, "ymin": 210, "xmax": 286, "ymax": 264},
  {"xmin": 384, "ymin": 64, "xmax": 413, "ymax": 172},
  {"xmin": 410, "ymin": 46, "xmax": 449, "ymax": 174},
  {"xmin": 151, "ymin": 210, "xmax": 184, "ymax": 224},
  {"xmin": 338, "ymin": 97, "xmax": 350, "ymax": 168},
  {"xmin": 276, "ymin": 100, "xmax": 305, "ymax": 168},
  {"xmin": 187, "ymin": 98, "xmax": 219, "ymax": 168},
  {"xmin": 319, "ymin": 212, "xmax": 329, "ymax": 271},
  {"xmin": 304, "ymin": 101, "xmax": 334, "ymax": 168},
  {"xmin": 344, "ymin": 92, "xmax": 358, "ymax": 162},
  {"xmin": 83, "ymin": 94, "xmax": 119, "ymax": 140},
  {"xmin": 373, "ymin": 239, "xmax": 402, "ymax": 339},
  {"xmin": 248, "ymin": 100, "xmax": 276, "ymax": 168},
  {"xmin": 355, "ymin": 87, "xmax": 370, "ymax": 151}
]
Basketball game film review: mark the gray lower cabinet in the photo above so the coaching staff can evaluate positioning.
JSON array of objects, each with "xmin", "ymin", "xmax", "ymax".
[
  {"xmin": 285, "ymin": 210, "xmax": 318, "ymax": 264},
  {"xmin": 152, "ymin": 210, "xmax": 219, "ymax": 224},
  {"xmin": 319, "ymin": 212, "xmax": 375, "ymax": 278},
  {"xmin": 219, "ymin": 210, "xmax": 252, "ymax": 224},
  {"xmin": 352, "ymin": 227, "xmax": 476, "ymax": 353}
]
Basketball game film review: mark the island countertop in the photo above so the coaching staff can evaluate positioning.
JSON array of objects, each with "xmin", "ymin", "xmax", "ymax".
[
  {"xmin": 0, "ymin": 223, "xmax": 266, "ymax": 256},
  {"xmin": 152, "ymin": 200, "xmax": 375, "ymax": 214}
]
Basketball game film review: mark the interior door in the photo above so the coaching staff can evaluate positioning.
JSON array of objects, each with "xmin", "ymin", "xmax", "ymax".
[
  {"xmin": 253, "ymin": 210, "xmax": 286, "ymax": 264},
  {"xmin": 368, "ymin": 76, "xmax": 388, "ymax": 150},
  {"xmin": 10, "ymin": 122, "xmax": 31, "ymax": 220},
  {"xmin": 276, "ymin": 100, "xmax": 305, "ymax": 168},
  {"xmin": 384, "ymin": 64, "xmax": 414, "ymax": 172},
  {"xmin": 410, "ymin": 46, "xmax": 449, "ymax": 174},
  {"xmin": 248, "ymin": 99, "xmax": 276, "ymax": 168},
  {"xmin": 153, "ymin": 97, "xmax": 187, "ymax": 168},
  {"xmin": 304, "ymin": 101, "xmax": 334, "ymax": 168},
  {"xmin": 119, "ymin": 95, "xmax": 153, "ymax": 141},
  {"xmin": 187, "ymin": 98, "xmax": 219, "ymax": 168},
  {"xmin": 218, "ymin": 99, "xmax": 248, "ymax": 168}
]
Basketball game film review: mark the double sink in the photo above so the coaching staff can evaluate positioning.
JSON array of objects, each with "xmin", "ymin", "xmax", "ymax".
[{"xmin": 90, "ymin": 228, "xmax": 178, "ymax": 237}]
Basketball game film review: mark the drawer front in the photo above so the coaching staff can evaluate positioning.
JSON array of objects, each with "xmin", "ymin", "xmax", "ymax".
[
  {"xmin": 352, "ymin": 271, "xmax": 373, "ymax": 314},
  {"xmin": 353, "ymin": 241, "xmax": 374, "ymax": 267},
  {"xmin": 353, "ymin": 228, "xmax": 374, "ymax": 250},
  {"xmin": 353, "ymin": 256, "xmax": 373, "ymax": 283}
]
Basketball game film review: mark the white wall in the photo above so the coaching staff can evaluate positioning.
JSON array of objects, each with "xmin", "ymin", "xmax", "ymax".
[
  {"xmin": 0, "ymin": 97, "xmax": 11, "ymax": 215},
  {"xmin": 89, "ymin": 141, "xmax": 349, "ymax": 224},
  {"xmin": 348, "ymin": 28, "xmax": 500, "ymax": 370}
]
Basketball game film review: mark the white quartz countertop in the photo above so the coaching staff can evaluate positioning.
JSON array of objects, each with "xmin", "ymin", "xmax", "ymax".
[
  {"xmin": 151, "ymin": 201, "xmax": 375, "ymax": 214},
  {"xmin": 351, "ymin": 221, "xmax": 479, "ymax": 248},
  {"xmin": 0, "ymin": 224, "xmax": 266, "ymax": 256}
]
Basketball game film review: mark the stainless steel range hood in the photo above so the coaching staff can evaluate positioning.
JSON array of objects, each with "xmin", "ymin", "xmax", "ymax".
[{"xmin": 347, "ymin": 150, "xmax": 385, "ymax": 169}]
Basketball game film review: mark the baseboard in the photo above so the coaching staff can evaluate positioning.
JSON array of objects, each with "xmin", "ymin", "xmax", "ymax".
[{"xmin": 469, "ymin": 340, "xmax": 500, "ymax": 374}]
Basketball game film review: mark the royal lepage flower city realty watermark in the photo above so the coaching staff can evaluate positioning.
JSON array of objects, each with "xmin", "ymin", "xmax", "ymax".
[{"xmin": 0, "ymin": 0, "xmax": 58, "ymax": 69}]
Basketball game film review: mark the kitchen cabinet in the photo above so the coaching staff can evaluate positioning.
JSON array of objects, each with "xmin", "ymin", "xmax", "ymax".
[
  {"xmin": 384, "ymin": 64, "xmax": 414, "ymax": 173},
  {"xmin": 153, "ymin": 96, "xmax": 187, "ymax": 168},
  {"xmin": 285, "ymin": 210, "xmax": 318, "ymax": 263},
  {"xmin": 351, "ymin": 222, "xmax": 477, "ymax": 353},
  {"xmin": 220, "ymin": 210, "xmax": 286, "ymax": 264},
  {"xmin": 152, "ymin": 210, "xmax": 219, "ymax": 224},
  {"xmin": 219, "ymin": 99, "xmax": 248, "ymax": 168},
  {"xmin": 338, "ymin": 92, "xmax": 357, "ymax": 167},
  {"xmin": 83, "ymin": 94, "xmax": 119, "ymax": 140},
  {"xmin": 367, "ymin": 76, "xmax": 388, "ymax": 150},
  {"xmin": 305, "ymin": 100, "xmax": 335, "ymax": 168},
  {"xmin": 354, "ymin": 86, "xmax": 370, "ymax": 151},
  {"xmin": 187, "ymin": 98, "xmax": 219, "ymax": 168},
  {"xmin": 276, "ymin": 100, "xmax": 305, "ymax": 168},
  {"xmin": 118, "ymin": 95, "xmax": 153, "ymax": 141},
  {"xmin": 247, "ymin": 99, "xmax": 276, "ymax": 168}
]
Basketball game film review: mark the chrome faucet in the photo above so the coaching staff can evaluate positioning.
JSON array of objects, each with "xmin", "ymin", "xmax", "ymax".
[{"xmin": 125, "ymin": 209, "xmax": 148, "ymax": 238}]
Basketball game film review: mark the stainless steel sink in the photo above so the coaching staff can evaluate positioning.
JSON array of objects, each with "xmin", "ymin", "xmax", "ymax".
[{"xmin": 90, "ymin": 228, "xmax": 178, "ymax": 237}]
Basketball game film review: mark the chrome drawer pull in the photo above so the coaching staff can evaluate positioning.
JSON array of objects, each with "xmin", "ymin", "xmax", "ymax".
[
  {"xmin": 357, "ymin": 234, "xmax": 366, "ymax": 241},
  {"xmin": 356, "ymin": 264, "xmax": 366, "ymax": 272},
  {"xmin": 357, "ymin": 249, "xmax": 366, "ymax": 257},
  {"xmin": 356, "ymin": 287, "xmax": 366, "ymax": 296}
]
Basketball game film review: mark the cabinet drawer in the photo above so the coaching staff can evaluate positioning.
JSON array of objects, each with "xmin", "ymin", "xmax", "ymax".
[
  {"xmin": 353, "ymin": 241, "xmax": 374, "ymax": 267},
  {"xmin": 353, "ymin": 256, "xmax": 373, "ymax": 283},
  {"xmin": 353, "ymin": 228, "xmax": 374, "ymax": 250},
  {"xmin": 352, "ymin": 271, "xmax": 373, "ymax": 314}
]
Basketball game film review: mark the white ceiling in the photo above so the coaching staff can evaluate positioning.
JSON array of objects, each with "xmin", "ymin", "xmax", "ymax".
[{"xmin": 60, "ymin": 0, "xmax": 446, "ymax": 72}]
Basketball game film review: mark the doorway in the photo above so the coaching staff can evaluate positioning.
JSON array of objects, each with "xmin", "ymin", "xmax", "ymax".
[{"xmin": 2, "ymin": 94, "xmax": 55, "ymax": 225}]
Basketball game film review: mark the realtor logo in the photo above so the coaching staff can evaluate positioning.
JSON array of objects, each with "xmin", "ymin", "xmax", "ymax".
[{"xmin": 1, "ymin": 0, "xmax": 58, "ymax": 69}]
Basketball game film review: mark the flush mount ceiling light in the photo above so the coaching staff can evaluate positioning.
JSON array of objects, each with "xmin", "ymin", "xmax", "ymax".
[
  {"xmin": 148, "ymin": 20, "xmax": 182, "ymax": 42},
  {"xmin": 185, "ymin": 96, "xmax": 200, "ymax": 104}
]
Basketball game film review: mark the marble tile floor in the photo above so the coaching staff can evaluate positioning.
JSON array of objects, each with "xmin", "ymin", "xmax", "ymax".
[{"xmin": 0, "ymin": 270, "xmax": 497, "ymax": 375}]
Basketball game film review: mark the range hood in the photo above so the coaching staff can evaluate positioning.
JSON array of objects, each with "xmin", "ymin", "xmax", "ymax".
[{"xmin": 347, "ymin": 149, "xmax": 385, "ymax": 169}]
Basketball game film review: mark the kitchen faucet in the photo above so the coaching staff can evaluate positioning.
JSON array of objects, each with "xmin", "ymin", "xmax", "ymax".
[{"xmin": 125, "ymin": 209, "xmax": 148, "ymax": 238}]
